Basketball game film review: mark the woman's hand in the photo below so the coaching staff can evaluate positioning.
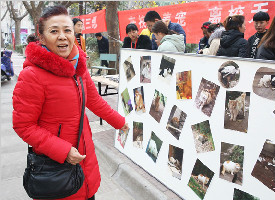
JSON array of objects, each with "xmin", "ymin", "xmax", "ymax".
[
  {"xmin": 66, "ymin": 147, "xmax": 86, "ymax": 165},
  {"xmin": 121, "ymin": 123, "xmax": 129, "ymax": 132}
]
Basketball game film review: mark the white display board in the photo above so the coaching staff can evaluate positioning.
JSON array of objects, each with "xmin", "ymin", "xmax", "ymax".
[{"xmin": 115, "ymin": 48, "xmax": 275, "ymax": 200}]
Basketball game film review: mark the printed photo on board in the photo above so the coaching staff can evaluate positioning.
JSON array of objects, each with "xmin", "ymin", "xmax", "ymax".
[
  {"xmin": 117, "ymin": 128, "xmax": 129, "ymax": 148},
  {"xmin": 149, "ymin": 89, "xmax": 167, "ymax": 123},
  {"xmin": 224, "ymin": 91, "xmax": 250, "ymax": 133},
  {"xmin": 191, "ymin": 120, "xmax": 215, "ymax": 154},
  {"xmin": 158, "ymin": 55, "xmax": 176, "ymax": 83},
  {"xmin": 219, "ymin": 142, "xmax": 244, "ymax": 186},
  {"xmin": 218, "ymin": 61, "xmax": 240, "ymax": 88},
  {"xmin": 166, "ymin": 105, "xmax": 187, "ymax": 140},
  {"xmin": 252, "ymin": 67, "xmax": 275, "ymax": 101},
  {"xmin": 233, "ymin": 188, "xmax": 259, "ymax": 200},
  {"xmin": 121, "ymin": 88, "xmax": 133, "ymax": 116},
  {"xmin": 167, "ymin": 144, "xmax": 183, "ymax": 180},
  {"xmin": 146, "ymin": 131, "xmax": 163, "ymax": 162},
  {"xmin": 140, "ymin": 56, "xmax": 151, "ymax": 83},
  {"xmin": 123, "ymin": 56, "xmax": 136, "ymax": 82},
  {"xmin": 251, "ymin": 139, "xmax": 275, "ymax": 192},
  {"xmin": 133, "ymin": 121, "xmax": 143, "ymax": 149},
  {"xmin": 176, "ymin": 71, "xmax": 192, "ymax": 99},
  {"xmin": 133, "ymin": 86, "xmax": 146, "ymax": 114},
  {"xmin": 188, "ymin": 159, "xmax": 214, "ymax": 200},
  {"xmin": 194, "ymin": 78, "xmax": 220, "ymax": 117}
]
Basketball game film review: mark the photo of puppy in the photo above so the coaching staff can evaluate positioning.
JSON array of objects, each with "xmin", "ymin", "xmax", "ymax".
[
  {"xmin": 218, "ymin": 61, "xmax": 240, "ymax": 88},
  {"xmin": 140, "ymin": 56, "xmax": 151, "ymax": 83},
  {"xmin": 149, "ymin": 89, "xmax": 167, "ymax": 123},
  {"xmin": 146, "ymin": 131, "xmax": 163, "ymax": 162},
  {"xmin": 133, "ymin": 86, "xmax": 146, "ymax": 114},
  {"xmin": 158, "ymin": 55, "xmax": 176, "ymax": 84},
  {"xmin": 167, "ymin": 144, "xmax": 184, "ymax": 180},
  {"xmin": 176, "ymin": 71, "xmax": 192, "ymax": 99},
  {"xmin": 123, "ymin": 56, "xmax": 136, "ymax": 82}
]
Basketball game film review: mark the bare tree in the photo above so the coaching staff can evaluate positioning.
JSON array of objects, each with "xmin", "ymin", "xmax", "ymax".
[
  {"xmin": 106, "ymin": 1, "xmax": 120, "ymax": 74},
  {"xmin": 6, "ymin": 1, "xmax": 28, "ymax": 45},
  {"xmin": 1, "ymin": 7, "xmax": 9, "ymax": 47}
]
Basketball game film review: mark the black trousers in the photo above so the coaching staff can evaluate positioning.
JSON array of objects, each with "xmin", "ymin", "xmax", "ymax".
[{"xmin": 88, "ymin": 195, "xmax": 95, "ymax": 200}]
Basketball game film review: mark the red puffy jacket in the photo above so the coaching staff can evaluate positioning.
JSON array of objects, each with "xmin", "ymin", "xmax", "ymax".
[{"xmin": 13, "ymin": 42, "xmax": 125, "ymax": 199}]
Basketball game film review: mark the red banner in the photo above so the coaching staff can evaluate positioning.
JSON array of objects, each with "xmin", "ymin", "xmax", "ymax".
[
  {"xmin": 118, "ymin": 1, "xmax": 275, "ymax": 44},
  {"xmin": 75, "ymin": 9, "xmax": 107, "ymax": 34}
]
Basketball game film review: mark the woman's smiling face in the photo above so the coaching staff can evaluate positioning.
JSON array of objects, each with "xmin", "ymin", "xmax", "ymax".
[{"xmin": 40, "ymin": 15, "xmax": 75, "ymax": 59}]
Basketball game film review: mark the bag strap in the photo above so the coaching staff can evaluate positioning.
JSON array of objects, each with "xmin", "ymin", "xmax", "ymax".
[{"xmin": 77, "ymin": 76, "xmax": 85, "ymax": 150}]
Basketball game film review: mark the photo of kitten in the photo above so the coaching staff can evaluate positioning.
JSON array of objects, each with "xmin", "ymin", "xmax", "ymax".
[
  {"xmin": 218, "ymin": 61, "xmax": 240, "ymax": 88},
  {"xmin": 133, "ymin": 122, "xmax": 143, "ymax": 149},
  {"xmin": 191, "ymin": 120, "xmax": 215, "ymax": 154},
  {"xmin": 149, "ymin": 89, "xmax": 167, "ymax": 123},
  {"xmin": 123, "ymin": 56, "xmax": 136, "ymax": 82},
  {"xmin": 176, "ymin": 71, "xmax": 192, "ymax": 99},
  {"xmin": 167, "ymin": 144, "xmax": 184, "ymax": 180},
  {"xmin": 219, "ymin": 142, "xmax": 244, "ymax": 185},
  {"xmin": 188, "ymin": 159, "xmax": 214, "ymax": 200},
  {"xmin": 158, "ymin": 55, "xmax": 176, "ymax": 84},
  {"xmin": 224, "ymin": 91, "xmax": 250, "ymax": 133},
  {"xmin": 140, "ymin": 56, "xmax": 151, "ymax": 83},
  {"xmin": 194, "ymin": 78, "xmax": 220, "ymax": 117},
  {"xmin": 121, "ymin": 88, "xmax": 133, "ymax": 116},
  {"xmin": 146, "ymin": 131, "xmax": 163, "ymax": 162},
  {"xmin": 252, "ymin": 67, "xmax": 275, "ymax": 101},
  {"xmin": 133, "ymin": 86, "xmax": 146, "ymax": 114}
]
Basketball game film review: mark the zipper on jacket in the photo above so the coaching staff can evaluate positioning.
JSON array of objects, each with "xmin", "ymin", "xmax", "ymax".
[{"xmin": 57, "ymin": 124, "xmax": 62, "ymax": 137}]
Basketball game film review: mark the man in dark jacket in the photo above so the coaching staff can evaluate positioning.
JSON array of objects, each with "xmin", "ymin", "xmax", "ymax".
[
  {"xmin": 95, "ymin": 33, "xmax": 109, "ymax": 74},
  {"xmin": 144, "ymin": 11, "xmax": 186, "ymax": 50},
  {"xmin": 198, "ymin": 22, "xmax": 212, "ymax": 52},
  {"xmin": 246, "ymin": 11, "xmax": 270, "ymax": 58}
]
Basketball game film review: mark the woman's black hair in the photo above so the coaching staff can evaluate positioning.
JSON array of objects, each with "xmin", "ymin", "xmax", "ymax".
[
  {"xmin": 26, "ymin": 34, "xmax": 39, "ymax": 44},
  {"xmin": 207, "ymin": 23, "xmax": 224, "ymax": 33},
  {"xmin": 223, "ymin": 15, "xmax": 245, "ymax": 31},
  {"xmin": 72, "ymin": 18, "xmax": 83, "ymax": 25},
  {"xmin": 152, "ymin": 20, "xmax": 176, "ymax": 35},
  {"xmin": 126, "ymin": 23, "xmax": 138, "ymax": 34},
  {"xmin": 38, "ymin": 5, "xmax": 69, "ymax": 34},
  {"xmin": 258, "ymin": 16, "xmax": 275, "ymax": 49}
]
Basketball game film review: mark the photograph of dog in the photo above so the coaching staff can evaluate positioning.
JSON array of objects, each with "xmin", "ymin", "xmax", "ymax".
[
  {"xmin": 233, "ymin": 188, "xmax": 259, "ymax": 200},
  {"xmin": 149, "ymin": 89, "xmax": 167, "ymax": 123},
  {"xmin": 133, "ymin": 121, "xmax": 143, "ymax": 149},
  {"xmin": 218, "ymin": 61, "xmax": 240, "ymax": 88},
  {"xmin": 188, "ymin": 159, "xmax": 214, "ymax": 200},
  {"xmin": 194, "ymin": 78, "xmax": 220, "ymax": 117},
  {"xmin": 224, "ymin": 91, "xmax": 250, "ymax": 133},
  {"xmin": 158, "ymin": 55, "xmax": 176, "ymax": 83},
  {"xmin": 167, "ymin": 144, "xmax": 183, "ymax": 180},
  {"xmin": 191, "ymin": 120, "xmax": 215, "ymax": 154},
  {"xmin": 176, "ymin": 71, "xmax": 192, "ymax": 99},
  {"xmin": 123, "ymin": 56, "xmax": 136, "ymax": 82},
  {"xmin": 146, "ymin": 131, "xmax": 163, "ymax": 163},
  {"xmin": 121, "ymin": 88, "xmax": 133, "ymax": 116},
  {"xmin": 219, "ymin": 142, "xmax": 244, "ymax": 185},
  {"xmin": 140, "ymin": 56, "xmax": 151, "ymax": 83},
  {"xmin": 166, "ymin": 105, "xmax": 187, "ymax": 140},
  {"xmin": 117, "ymin": 128, "xmax": 129, "ymax": 148},
  {"xmin": 133, "ymin": 86, "xmax": 146, "ymax": 114},
  {"xmin": 252, "ymin": 67, "xmax": 275, "ymax": 101},
  {"xmin": 251, "ymin": 139, "xmax": 275, "ymax": 192}
]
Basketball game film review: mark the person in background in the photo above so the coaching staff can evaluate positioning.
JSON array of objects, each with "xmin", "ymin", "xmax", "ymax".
[
  {"xmin": 144, "ymin": 10, "xmax": 186, "ymax": 50},
  {"xmin": 72, "ymin": 18, "xmax": 86, "ymax": 53},
  {"xmin": 246, "ymin": 11, "xmax": 270, "ymax": 58},
  {"xmin": 216, "ymin": 15, "xmax": 247, "ymax": 58},
  {"xmin": 256, "ymin": 16, "xmax": 275, "ymax": 60},
  {"xmin": 26, "ymin": 34, "xmax": 39, "ymax": 44},
  {"xmin": 95, "ymin": 33, "xmax": 109, "ymax": 74},
  {"xmin": 200, "ymin": 23, "xmax": 225, "ymax": 55},
  {"xmin": 198, "ymin": 21, "xmax": 212, "ymax": 52},
  {"xmin": 13, "ymin": 6, "xmax": 128, "ymax": 200},
  {"xmin": 152, "ymin": 20, "xmax": 185, "ymax": 53},
  {"xmin": 122, "ymin": 23, "xmax": 152, "ymax": 50}
]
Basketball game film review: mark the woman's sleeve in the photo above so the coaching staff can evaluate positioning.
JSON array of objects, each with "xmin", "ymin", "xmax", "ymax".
[
  {"xmin": 13, "ymin": 68, "xmax": 72, "ymax": 163},
  {"xmin": 84, "ymin": 70, "xmax": 125, "ymax": 129},
  {"xmin": 238, "ymin": 39, "xmax": 248, "ymax": 58}
]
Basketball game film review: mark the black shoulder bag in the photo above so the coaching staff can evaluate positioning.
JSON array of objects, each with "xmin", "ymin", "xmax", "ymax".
[{"xmin": 23, "ymin": 77, "xmax": 86, "ymax": 199}]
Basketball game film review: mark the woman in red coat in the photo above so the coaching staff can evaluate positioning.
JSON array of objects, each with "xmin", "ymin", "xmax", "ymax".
[{"xmin": 12, "ymin": 6, "xmax": 128, "ymax": 200}]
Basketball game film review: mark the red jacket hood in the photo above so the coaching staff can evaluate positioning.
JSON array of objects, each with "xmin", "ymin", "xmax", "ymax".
[{"xmin": 24, "ymin": 42, "xmax": 87, "ymax": 77}]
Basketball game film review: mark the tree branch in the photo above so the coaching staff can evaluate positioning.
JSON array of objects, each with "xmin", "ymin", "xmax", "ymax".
[
  {"xmin": 1, "ymin": 8, "xmax": 8, "ymax": 21},
  {"xmin": 6, "ymin": 1, "xmax": 16, "ymax": 20}
]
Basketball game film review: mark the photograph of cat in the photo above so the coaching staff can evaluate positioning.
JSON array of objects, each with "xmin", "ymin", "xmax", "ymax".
[
  {"xmin": 220, "ymin": 142, "xmax": 244, "ymax": 185},
  {"xmin": 140, "ymin": 56, "xmax": 151, "ymax": 83},
  {"xmin": 166, "ymin": 105, "xmax": 187, "ymax": 140},
  {"xmin": 252, "ymin": 67, "xmax": 275, "ymax": 101},
  {"xmin": 218, "ymin": 61, "xmax": 240, "ymax": 88},
  {"xmin": 224, "ymin": 91, "xmax": 250, "ymax": 133},
  {"xmin": 149, "ymin": 89, "xmax": 167, "ymax": 123},
  {"xmin": 133, "ymin": 122, "xmax": 143, "ymax": 149},
  {"xmin": 176, "ymin": 71, "xmax": 192, "ymax": 99},
  {"xmin": 191, "ymin": 120, "xmax": 215, "ymax": 154},
  {"xmin": 133, "ymin": 86, "xmax": 146, "ymax": 114},
  {"xmin": 117, "ymin": 128, "xmax": 130, "ymax": 148},
  {"xmin": 194, "ymin": 78, "xmax": 220, "ymax": 117},
  {"xmin": 123, "ymin": 56, "xmax": 136, "ymax": 82},
  {"xmin": 167, "ymin": 144, "xmax": 183, "ymax": 180},
  {"xmin": 233, "ymin": 188, "xmax": 260, "ymax": 200},
  {"xmin": 158, "ymin": 55, "xmax": 176, "ymax": 84},
  {"xmin": 121, "ymin": 88, "xmax": 133, "ymax": 116},
  {"xmin": 251, "ymin": 139, "xmax": 275, "ymax": 192},
  {"xmin": 146, "ymin": 131, "xmax": 163, "ymax": 162},
  {"xmin": 188, "ymin": 159, "xmax": 214, "ymax": 200}
]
